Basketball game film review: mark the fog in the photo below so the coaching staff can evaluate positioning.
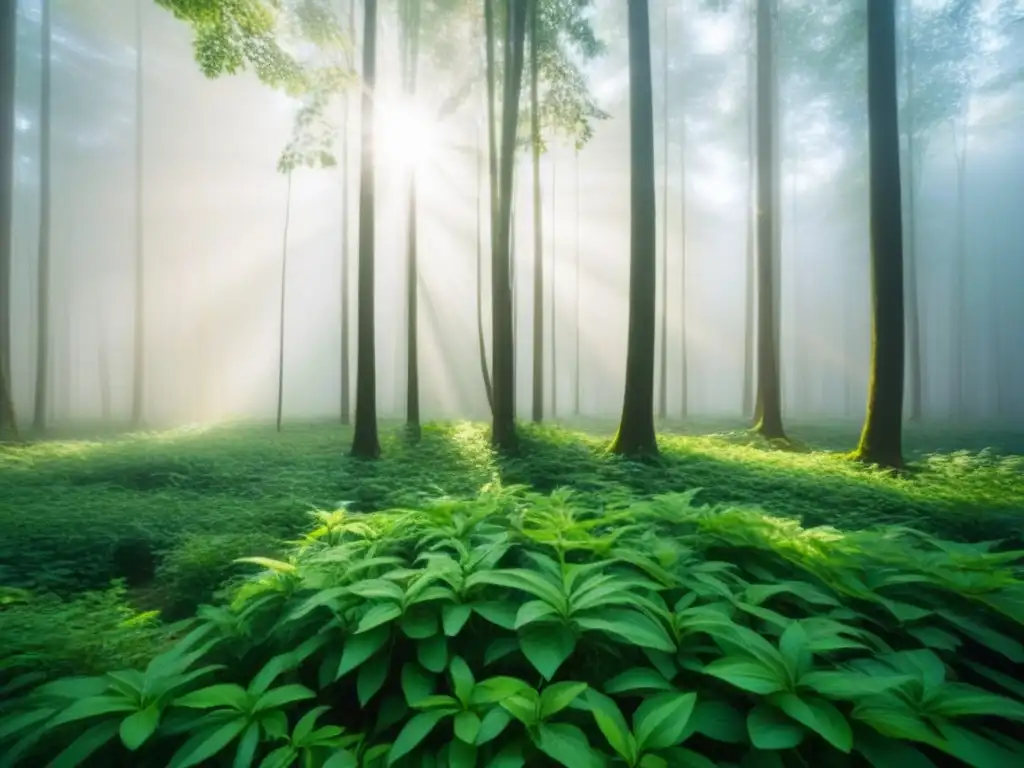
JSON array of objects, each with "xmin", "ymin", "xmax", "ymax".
[{"xmin": 5, "ymin": 0, "xmax": 1024, "ymax": 428}]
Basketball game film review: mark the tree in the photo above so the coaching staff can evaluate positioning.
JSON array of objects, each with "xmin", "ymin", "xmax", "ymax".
[
  {"xmin": 901, "ymin": 0, "xmax": 922, "ymax": 422},
  {"xmin": 854, "ymin": 0, "xmax": 905, "ymax": 469},
  {"xmin": 275, "ymin": 171, "xmax": 293, "ymax": 433},
  {"xmin": 131, "ymin": 0, "xmax": 145, "ymax": 428},
  {"xmin": 530, "ymin": 0, "xmax": 544, "ymax": 423},
  {"xmin": 351, "ymin": 0, "xmax": 380, "ymax": 459},
  {"xmin": 402, "ymin": 0, "xmax": 423, "ymax": 440},
  {"xmin": 610, "ymin": 0, "xmax": 658, "ymax": 457},
  {"xmin": 33, "ymin": 0, "xmax": 52, "ymax": 431},
  {"xmin": 742, "ymin": 23, "xmax": 755, "ymax": 419},
  {"xmin": 657, "ymin": 0, "xmax": 668, "ymax": 420},
  {"xmin": 0, "ymin": 0, "xmax": 17, "ymax": 439},
  {"xmin": 340, "ymin": 0, "xmax": 354, "ymax": 426},
  {"xmin": 752, "ymin": 0, "xmax": 785, "ymax": 441},
  {"xmin": 573, "ymin": 147, "xmax": 581, "ymax": 416}
]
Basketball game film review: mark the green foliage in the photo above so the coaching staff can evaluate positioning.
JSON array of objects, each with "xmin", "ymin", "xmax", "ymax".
[{"xmin": 3, "ymin": 484, "xmax": 1023, "ymax": 767}]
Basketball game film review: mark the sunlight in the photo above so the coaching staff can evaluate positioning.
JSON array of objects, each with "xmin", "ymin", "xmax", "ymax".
[{"xmin": 375, "ymin": 97, "xmax": 441, "ymax": 172}]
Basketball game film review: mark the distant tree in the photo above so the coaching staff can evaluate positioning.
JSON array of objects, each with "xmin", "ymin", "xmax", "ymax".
[
  {"xmin": 475, "ymin": 121, "xmax": 493, "ymax": 411},
  {"xmin": 0, "ymin": 0, "xmax": 16, "ymax": 439},
  {"xmin": 742, "ymin": 24, "xmax": 755, "ymax": 419},
  {"xmin": 33, "ymin": 0, "xmax": 52, "ymax": 432},
  {"xmin": 275, "ymin": 171, "xmax": 293, "ymax": 433},
  {"xmin": 657, "ymin": 0, "xmax": 668, "ymax": 420},
  {"xmin": 854, "ymin": 0, "xmax": 905, "ymax": 469},
  {"xmin": 131, "ymin": 0, "xmax": 145, "ymax": 428},
  {"xmin": 610, "ymin": 0, "xmax": 657, "ymax": 457},
  {"xmin": 401, "ymin": 0, "xmax": 422, "ymax": 440},
  {"xmin": 340, "ymin": 0, "xmax": 354, "ymax": 426},
  {"xmin": 530, "ymin": 0, "xmax": 544, "ymax": 423},
  {"xmin": 573, "ymin": 148, "xmax": 581, "ymax": 416}
]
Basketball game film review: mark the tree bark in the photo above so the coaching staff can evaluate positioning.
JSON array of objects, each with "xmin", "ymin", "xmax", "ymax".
[
  {"xmin": 0, "ymin": 0, "xmax": 18, "ymax": 437},
  {"xmin": 350, "ymin": 0, "xmax": 380, "ymax": 458},
  {"xmin": 854, "ymin": 0, "xmax": 905, "ymax": 469},
  {"xmin": 950, "ymin": 121, "xmax": 967, "ymax": 422},
  {"xmin": 902, "ymin": 0, "xmax": 922, "ymax": 421},
  {"xmin": 658, "ymin": 0, "xmax": 668, "ymax": 420},
  {"xmin": 33, "ymin": 0, "xmax": 52, "ymax": 431},
  {"xmin": 530, "ymin": 0, "xmax": 544, "ymax": 423},
  {"xmin": 131, "ymin": 0, "xmax": 145, "ymax": 428},
  {"xmin": 611, "ymin": 0, "xmax": 658, "ymax": 458},
  {"xmin": 276, "ymin": 171, "xmax": 292, "ymax": 433},
  {"xmin": 742, "ymin": 15, "xmax": 755, "ymax": 419},
  {"xmin": 753, "ymin": 0, "xmax": 785, "ymax": 440},
  {"xmin": 678, "ymin": 7, "xmax": 689, "ymax": 419},
  {"xmin": 402, "ymin": 0, "xmax": 422, "ymax": 440},
  {"xmin": 340, "ymin": 0, "xmax": 354, "ymax": 425},
  {"xmin": 475, "ymin": 120, "xmax": 493, "ymax": 411}
]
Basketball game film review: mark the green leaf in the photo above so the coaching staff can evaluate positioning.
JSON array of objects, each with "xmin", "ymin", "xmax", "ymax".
[
  {"xmin": 746, "ymin": 704, "xmax": 805, "ymax": 750},
  {"xmin": 778, "ymin": 621, "xmax": 812, "ymax": 680},
  {"xmin": 683, "ymin": 699, "xmax": 746, "ymax": 744},
  {"xmin": 47, "ymin": 695, "xmax": 137, "ymax": 728},
  {"xmin": 322, "ymin": 750, "xmax": 359, "ymax": 768},
  {"xmin": 169, "ymin": 718, "xmax": 249, "ymax": 768},
  {"xmin": 853, "ymin": 700, "xmax": 939, "ymax": 744},
  {"xmin": 574, "ymin": 609, "xmax": 676, "ymax": 652},
  {"xmin": 254, "ymin": 684, "xmax": 316, "ymax": 712},
  {"xmin": 0, "ymin": 708, "xmax": 56, "ymax": 743},
  {"xmin": 773, "ymin": 692, "xmax": 852, "ymax": 752},
  {"xmin": 799, "ymin": 671, "xmax": 913, "ymax": 700},
  {"xmin": 261, "ymin": 710, "xmax": 289, "ymax": 740},
  {"xmin": 449, "ymin": 739, "xmax": 478, "ymax": 768},
  {"xmin": 400, "ymin": 607, "xmax": 439, "ymax": 640},
  {"xmin": 49, "ymin": 720, "xmax": 120, "ymax": 768},
  {"xmin": 540, "ymin": 682, "xmax": 588, "ymax": 720},
  {"xmin": 402, "ymin": 662, "xmax": 436, "ymax": 706},
  {"xmin": 174, "ymin": 684, "xmax": 248, "ymax": 712},
  {"xmin": 417, "ymin": 634, "xmax": 448, "ymax": 674},
  {"xmin": 633, "ymin": 691, "xmax": 697, "ymax": 751},
  {"xmin": 702, "ymin": 657, "xmax": 787, "ymax": 695},
  {"xmin": 605, "ymin": 667, "xmax": 676, "ymax": 695},
  {"xmin": 907, "ymin": 626, "xmax": 962, "ymax": 651},
  {"xmin": 292, "ymin": 706, "xmax": 330, "ymax": 743},
  {"xmin": 476, "ymin": 708, "xmax": 512, "ymax": 745},
  {"xmin": 926, "ymin": 683, "xmax": 1024, "ymax": 721},
  {"xmin": 485, "ymin": 638, "xmax": 520, "ymax": 666},
  {"xmin": 937, "ymin": 610, "xmax": 1024, "ymax": 663},
  {"xmin": 516, "ymin": 600, "xmax": 562, "ymax": 629},
  {"xmin": 470, "ymin": 676, "xmax": 532, "ymax": 706},
  {"xmin": 449, "ymin": 656, "xmax": 476, "ymax": 706},
  {"xmin": 854, "ymin": 729, "xmax": 939, "ymax": 768},
  {"xmin": 235, "ymin": 557, "xmax": 296, "ymax": 574},
  {"xmin": 534, "ymin": 722, "xmax": 604, "ymax": 768},
  {"xmin": 466, "ymin": 569, "xmax": 566, "ymax": 609},
  {"xmin": 258, "ymin": 746, "xmax": 298, "ymax": 768},
  {"xmin": 442, "ymin": 604, "xmax": 473, "ymax": 636},
  {"xmin": 519, "ymin": 622, "xmax": 577, "ymax": 680},
  {"xmin": 484, "ymin": 740, "xmax": 525, "ymax": 768},
  {"xmin": 356, "ymin": 603, "xmax": 403, "ymax": 634},
  {"xmin": 745, "ymin": 582, "xmax": 839, "ymax": 607},
  {"xmin": 338, "ymin": 625, "xmax": 390, "ymax": 678},
  {"xmin": 357, "ymin": 652, "xmax": 390, "ymax": 707},
  {"xmin": 387, "ymin": 710, "xmax": 449, "ymax": 765},
  {"xmin": 120, "ymin": 704, "xmax": 161, "ymax": 751},
  {"xmin": 347, "ymin": 579, "xmax": 405, "ymax": 601},
  {"xmin": 232, "ymin": 722, "xmax": 260, "ymax": 768},
  {"xmin": 962, "ymin": 661, "xmax": 1024, "ymax": 700},
  {"xmin": 659, "ymin": 747, "xmax": 719, "ymax": 768},
  {"xmin": 454, "ymin": 710, "xmax": 482, "ymax": 743},
  {"xmin": 473, "ymin": 602, "xmax": 519, "ymax": 631},
  {"xmin": 375, "ymin": 693, "xmax": 408, "ymax": 735},
  {"xmin": 585, "ymin": 688, "xmax": 635, "ymax": 763}
]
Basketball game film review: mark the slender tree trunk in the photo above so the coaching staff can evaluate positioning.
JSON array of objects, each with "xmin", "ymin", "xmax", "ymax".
[
  {"xmin": 530, "ymin": 0, "xmax": 544, "ymax": 423},
  {"xmin": 402, "ymin": 0, "xmax": 422, "ymax": 439},
  {"xmin": 657, "ymin": 0, "xmax": 669, "ymax": 420},
  {"xmin": 611, "ymin": 0, "xmax": 658, "ymax": 458},
  {"xmin": 476, "ymin": 120, "xmax": 493, "ymax": 411},
  {"xmin": 573, "ymin": 148, "xmax": 581, "ymax": 416},
  {"xmin": 854, "ymin": 0, "xmax": 905, "ymax": 469},
  {"xmin": 742, "ymin": 22, "xmax": 755, "ymax": 418},
  {"xmin": 96, "ymin": 304, "xmax": 110, "ymax": 419},
  {"xmin": 340, "ymin": 0, "xmax": 354, "ymax": 425},
  {"xmin": 0, "ymin": 0, "xmax": 18, "ymax": 438},
  {"xmin": 902, "ymin": 0, "xmax": 922, "ymax": 421},
  {"xmin": 550, "ymin": 156, "xmax": 557, "ymax": 418},
  {"xmin": 753, "ymin": 0, "xmax": 785, "ymax": 440},
  {"xmin": 276, "ymin": 171, "xmax": 292, "ymax": 433},
  {"xmin": 491, "ymin": 0, "xmax": 527, "ymax": 452},
  {"xmin": 131, "ymin": 0, "xmax": 145, "ymax": 428},
  {"xmin": 950, "ymin": 123, "xmax": 967, "ymax": 422},
  {"xmin": 678, "ymin": 20, "xmax": 689, "ymax": 419},
  {"xmin": 350, "ymin": 0, "xmax": 380, "ymax": 458},
  {"xmin": 33, "ymin": 0, "xmax": 52, "ymax": 432}
]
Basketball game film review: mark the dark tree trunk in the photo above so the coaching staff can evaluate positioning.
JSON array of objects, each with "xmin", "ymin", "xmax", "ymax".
[
  {"xmin": 0, "ymin": 0, "xmax": 17, "ymax": 438},
  {"xmin": 131, "ymin": 0, "xmax": 145, "ymax": 429},
  {"xmin": 742, "ymin": 34, "xmax": 755, "ymax": 419},
  {"xmin": 610, "ymin": 0, "xmax": 658, "ymax": 458},
  {"xmin": 275, "ymin": 172, "xmax": 292, "ymax": 433},
  {"xmin": 752, "ymin": 0, "xmax": 785, "ymax": 440},
  {"xmin": 530, "ymin": 0, "xmax": 544, "ymax": 423},
  {"xmin": 902, "ymin": 0, "xmax": 922, "ymax": 421},
  {"xmin": 657, "ymin": 0, "xmax": 668, "ymax": 420},
  {"xmin": 854, "ymin": 0, "xmax": 905, "ymax": 469},
  {"xmin": 33, "ymin": 0, "xmax": 52, "ymax": 432},
  {"xmin": 402, "ymin": 0, "xmax": 422, "ymax": 440},
  {"xmin": 573, "ymin": 148, "xmax": 581, "ymax": 416},
  {"xmin": 491, "ymin": 0, "xmax": 527, "ymax": 452},
  {"xmin": 476, "ymin": 121, "xmax": 493, "ymax": 411},
  {"xmin": 350, "ymin": 0, "xmax": 380, "ymax": 458},
  {"xmin": 340, "ymin": 0, "xmax": 354, "ymax": 425}
]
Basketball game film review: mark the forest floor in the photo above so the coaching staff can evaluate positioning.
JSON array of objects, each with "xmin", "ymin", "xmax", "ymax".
[{"xmin": 1, "ymin": 418, "xmax": 1022, "ymax": 676}]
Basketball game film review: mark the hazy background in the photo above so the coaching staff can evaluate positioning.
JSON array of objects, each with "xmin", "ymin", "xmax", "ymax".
[{"xmin": 6, "ymin": 0, "xmax": 1024, "ymax": 427}]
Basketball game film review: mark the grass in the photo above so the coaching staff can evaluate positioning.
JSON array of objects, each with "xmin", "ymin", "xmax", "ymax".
[{"xmin": 1, "ymin": 418, "xmax": 1021, "ymax": 603}]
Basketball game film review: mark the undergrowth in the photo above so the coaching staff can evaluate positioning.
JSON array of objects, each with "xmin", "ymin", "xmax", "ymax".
[{"xmin": 2, "ymin": 487, "xmax": 1023, "ymax": 767}]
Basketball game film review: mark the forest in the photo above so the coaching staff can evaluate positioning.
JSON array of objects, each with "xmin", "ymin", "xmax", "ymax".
[{"xmin": 1, "ymin": 0, "xmax": 1023, "ymax": 766}]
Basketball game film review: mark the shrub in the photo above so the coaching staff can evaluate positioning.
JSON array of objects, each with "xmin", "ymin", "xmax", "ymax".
[{"xmin": 2, "ymin": 488, "xmax": 1023, "ymax": 767}]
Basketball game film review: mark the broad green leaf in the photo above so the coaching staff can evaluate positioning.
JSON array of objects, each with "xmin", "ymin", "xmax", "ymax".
[
  {"xmin": 778, "ymin": 621, "xmax": 812, "ymax": 681},
  {"xmin": 254, "ymin": 684, "xmax": 316, "ymax": 712},
  {"xmin": 473, "ymin": 602, "xmax": 519, "ymax": 631},
  {"xmin": 375, "ymin": 693, "xmax": 408, "ymax": 735},
  {"xmin": 387, "ymin": 710, "xmax": 449, "ymax": 765},
  {"xmin": 400, "ymin": 607, "xmax": 439, "ymax": 640},
  {"xmin": 962, "ymin": 661, "xmax": 1024, "ymax": 700},
  {"xmin": 605, "ymin": 667, "xmax": 676, "ymax": 695},
  {"xmin": 519, "ymin": 622, "xmax": 577, "ymax": 680},
  {"xmin": 49, "ymin": 720, "xmax": 121, "ymax": 768},
  {"xmin": 31, "ymin": 676, "xmax": 108, "ymax": 700},
  {"xmin": 633, "ymin": 691, "xmax": 697, "ymax": 751},
  {"xmin": 338, "ymin": 626, "xmax": 390, "ymax": 678},
  {"xmin": 292, "ymin": 706, "xmax": 330, "ymax": 743},
  {"xmin": 449, "ymin": 739, "xmax": 478, "ymax": 768},
  {"xmin": 659, "ymin": 747, "xmax": 718, "ymax": 768},
  {"xmin": 937, "ymin": 611, "xmax": 1024, "ymax": 663},
  {"xmin": 466, "ymin": 569, "xmax": 566, "ymax": 609},
  {"xmin": 574, "ymin": 609, "xmax": 676, "ymax": 652},
  {"xmin": 485, "ymin": 740, "xmax": 526, "ymax": 768},
  {"xmin": 925, "ymin": 683, "xmax": 1024, "ymax": 721},
  {"xmin": 682, "ymin": 699, "xmax": 746, "ymax": 744},
  {"xmin": 449, "ymin": 656, "xmax": 476, "ymax": 705},
  {"xmin": 933, "ymin": 719, "xmax": 1021, "ymax": 768},
  {"xmin": 322, "ymin": 750, "xmax": 359, "ymax": 768},
  {"xmin": 516, "ymin": 600, "xmax": 561, "ymax": 629},
  {"xmin": 639, "ymin": 756, "xmax": 668, "ymax": 768},
  {"xmin": 746, "ymin": 704, "xmax": 805, "ymax": 750},
  {"xmin": 702, "ymin": 657, "xmax": 787, "ymax": 695},
  {"xmin": 356, "ymin": 603, "xmax": 403, "ymax": 634},
  {"xmin": 854, "ymin": 729, "xmax": 939, "ymax": 768},
  {"xmin": 402, "ymin": 662, "xmax": 436, "ymax": 706},
  {"xmin": 347, "ymin": 579, "xmax": 405, "ymax": 601},
  {"xmin": 442, "ymin": 604, "xmax": 473, "ymax": 636},
  {"xmin": 534, "ymin": 722, "xmax": 605, "ymax": 768},
  {"xmin": 907, "ymin": 626, "xmax": 962, "ymax": 651},
  {"xmin": 357, "ymin": 652, "xmax": 390, "ymax": 706},
  {"xmin": 799, "ymin": 670, "xmax": 914, "ymax": 699},
  {"xmin": 476, "ymin": 707, "xmax": 512, "ymax": 745},
  {"xmin": 258, "ymin": 746, "xmax": 298, "ymax": 768},
  {"xmin": 47, "ymin": 695, "xmax": 137, "ymax": 727},
  {"xmin": 501, "ymin": 692, "xmax": 540, "ymax": 726},
  {"xmin": 454, "ymin": 710, "xmax": 481, "ymax": 743},
  {"xmin": 540, "ymin": 682, "xmax": 588, "ymax": 720},
  {"xmin": 169, "ymin": 718, "xmax": 249, "ymax": 768},
  {"xmin": 744, "ymin": 582, "xmax": 839, "ymax": 607},
  {"xmin": 773, "ymin": 692, "xmax": 852, "ymax": 753},
  {"xmin": 249, "ymin": 651, "xmax": 300, "ymax": 697},
  {"xmin": 0, "ymin": 708, "xmax": 57, "ymax": 742},
  {"xmin": 585, "ymin": 688, "xmax": 635, "ymax": 763},
  {"xmin": 417, "ymin": 634, "xmax": 448, "ymax": 674},
  {"xmin": 484, "ymin": 638, "xmax": 520, "ymax": 666},
  {"xmin": 852, "ymin": 701, "xmax": 938, "ymax": 744},
  {"xmin": 120, "ymin": 704, "xmax": 161, "ymax": 751},
  {"xmin": 470, "ymin": 676, "xmax": 532, "ymax": 706},
  {"xmin": 232, "ymin": 722, "xmax": 260, "ymax": 768}
]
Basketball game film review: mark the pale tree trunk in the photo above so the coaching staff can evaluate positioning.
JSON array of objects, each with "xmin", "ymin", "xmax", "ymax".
[
  {"xmin": 742, "ymin": 16, "xmax": 755, "ymax": 418},
  {"xmin": 550, "ymin": 157, "xmax": 557, "ymax": 417},
  {"xmin": 33, "ymin": 0, "xmax": 52, "ymax": 431},
  {"xmin": 340, "ymin": 0, "xmax": 354, "ymax": 425},
  {"xmin": 530, "ymin": 0, "xmax": 544, "ymax": 423},
  {"xmin": 902, "ymin": 0, "xmax": 923, "ymax": 421},
  {"xmin": 658, "ymin": 0, "xmax": 669, "ymax": 420},
  {"xmin": 573, "ymin": 148, "xmax": 581, "ymax": 416},
  {"xmin": 475, "ymin": 120, "xmax": 493, "ymax": 410},
  {"xmin": 950, "ymin": 119, "xmax": 967, "ymax": 422},
  {"xmin": 275, "ymin": 172, "xmax": 293, "ymax": 433},
  {"xmin": 402, "ymin": 0, "xmax": 422, "ymax": 439},
  {"xmin": 131, "ymin": 0, "xmax": 145, "ymax": 428},
  {"xmin": 0, "ymin": 0, "xmax": 17, "ymax": 438}
]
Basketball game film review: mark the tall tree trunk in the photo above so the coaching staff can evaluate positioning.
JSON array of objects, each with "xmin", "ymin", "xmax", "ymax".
[
  {"xmin": 131, "ymin": 0, "xmax": 145, "ymax": 428},
  {"xmin": 0, "ymin": 0, "xmax": 18, "ymax": 438},
  {"xmin": 678, "ymin": 13, "xmax": 689, "ymax": 419},
  {"xmin": 340, "ymin": 0, "xmax": 354, "ymax": 425},
  {"xmin": 276, "ymin": 171, "xmax": 293, "ymax": 433},
  {"xmin": 97, "ymin": 304, "xmax": 111, "ymax": 419},
  {"xmin": 742, "ymin": 21, "xmax": 755, "ymax": 418},
  {"xmin": 611, "ymin": 0, "xmax": 658, "ymax": 457},
  {"xmin": 33, "ymin": 0, "xmax": 52, "ymax": 432},
  {"xmin": 550, "ymin": 156, "xmax": 557, "ymax": 417},
  {"xmin": 753, "ymin": 0, "xmax": 785, "ymax": 440},
  {"xmin": 950, "ymin": 121, "xmax": 967, "ymax": 422},
  {"xmin": 475, "ymin": 120, "xmax": 493, "ymax": 410},
  {"xmin": 854, "ymin": 0, "xmax": 905, "ymax": 469},
  {"xmin": 902, "ymin": 0, "xmax": 922, "ymax": 421},
  {"xmin": 657, "ymin": 0, "xmax": 668, "ymax": 420},
  {"xmin": 491, "ymin": 0, "xmax": 527, "ymax": 452},
  {"xmin": 530, "ymin": 0, "xmax": 544, "ymax": 423},
  {"xmin": 350, "ymin": 0, "xmax": 380, "ymax": 458},
  {"xmin": 573, "ymin": 147, "xmax": 581, "ymax": 416},
  {"xmin": 402, "ymin": 0, "xmax": 422, "ymax": 439}
]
